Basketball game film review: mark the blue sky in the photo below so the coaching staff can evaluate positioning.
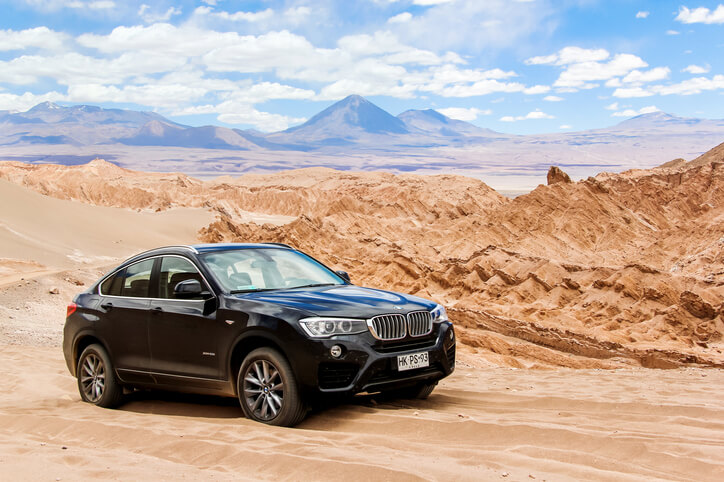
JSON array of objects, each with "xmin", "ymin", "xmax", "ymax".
[{"xmin": 0, "ymin": 0, "xmax": 722, "ymax": 134}]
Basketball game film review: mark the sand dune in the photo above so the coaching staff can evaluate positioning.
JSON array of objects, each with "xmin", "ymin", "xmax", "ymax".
[{"xmin": 0, "ymin": 177, "xmax": 213, "ymax": 287}]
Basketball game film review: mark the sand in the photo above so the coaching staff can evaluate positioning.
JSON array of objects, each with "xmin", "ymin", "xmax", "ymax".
[{"xmin": 0, "ymin": 343, "xmax": 722, "ymax": 481}]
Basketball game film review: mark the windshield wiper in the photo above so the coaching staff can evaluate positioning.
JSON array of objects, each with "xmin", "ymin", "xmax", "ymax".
[
  {"xmin": 229, "ymin": 287, "xmax": 281, "ymax": 294},
  {"xmin": 287, "ymin": 283, "xmax": 339, "ymax": 289}
]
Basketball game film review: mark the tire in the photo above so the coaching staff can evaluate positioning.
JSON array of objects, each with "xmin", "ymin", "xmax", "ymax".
[
  {"xmin": 393, "ymin": 381, "xmax": 437, "ymax": 400},
  {"xmin": 77, "ymin": 344, "xmax": 124, "ymax": 408},
  {"xmin": 237, "ymin": 347, "xmax": 307, "ymax": 427}
]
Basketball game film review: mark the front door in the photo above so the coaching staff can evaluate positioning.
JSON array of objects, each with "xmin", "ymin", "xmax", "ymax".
[{"xmin": 148, "ymin": 256, "xmax": 222, "ymax": 383}]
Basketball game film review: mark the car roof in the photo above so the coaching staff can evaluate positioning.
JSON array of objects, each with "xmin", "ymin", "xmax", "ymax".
[
  {"xmin": 120, "ymin": 243, "xmax": 293, "ymax": 266},
  {"xmin": 192, "ymin": 243, "xmax": 293, "ymax": 253}
]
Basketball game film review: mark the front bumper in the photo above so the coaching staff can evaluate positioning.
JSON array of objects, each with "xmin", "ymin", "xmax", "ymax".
[{"xmin": 288, "ymin": 321, "xmax": 456, "ymax": 395}]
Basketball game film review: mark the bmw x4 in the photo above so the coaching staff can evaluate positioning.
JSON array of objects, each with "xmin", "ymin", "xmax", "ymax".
[{"xmin": 63, "ymin": 243, "xmax": 456, "ymax": 426}]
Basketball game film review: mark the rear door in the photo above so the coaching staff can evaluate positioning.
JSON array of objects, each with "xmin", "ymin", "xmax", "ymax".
[
  {"xmin": 97, "ymin": 258, "xmax": 155, "ymax": 384},
  {"xmin": 147, "ymin": 256, "xmax": 222, "ymax": 383}
]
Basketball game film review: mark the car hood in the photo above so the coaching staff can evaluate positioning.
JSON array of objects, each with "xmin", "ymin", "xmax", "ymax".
[{"xmin": 235, "ymin": 285, "xmax": 436, "ymax": 319}]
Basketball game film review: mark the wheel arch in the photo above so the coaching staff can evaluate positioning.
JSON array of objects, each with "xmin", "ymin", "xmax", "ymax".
[
  {"xmin": 228, "ymin": 331, "xmax": 289, "ymax": 396},
  {"xmin": 72, "ymin": 334, "xmax": 107, "ymax": 377}
]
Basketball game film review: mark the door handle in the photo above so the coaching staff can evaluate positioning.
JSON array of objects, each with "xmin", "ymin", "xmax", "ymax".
[{"xmin": 100, "ymin": 302, "xmax": 113, "ymax": 311}]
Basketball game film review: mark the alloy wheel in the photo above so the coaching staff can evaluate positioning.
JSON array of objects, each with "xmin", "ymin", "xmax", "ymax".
[
  {"xmin": 80, "ymin": 353, "xmax": 105, "ymax": 402},
  {"xmin": 243, "ymin": 359, "xmax": 285, "ymax": 421}
]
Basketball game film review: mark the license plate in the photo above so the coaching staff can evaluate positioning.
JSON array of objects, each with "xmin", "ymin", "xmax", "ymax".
[{"xmin": 397, "ymin": 351, "xmax": 429, "ymax": 372}]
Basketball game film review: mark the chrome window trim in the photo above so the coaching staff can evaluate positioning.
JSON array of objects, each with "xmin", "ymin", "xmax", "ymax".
[{"xmin": 97, "ymin": 254, "xmax": 214, "ymax": 301}]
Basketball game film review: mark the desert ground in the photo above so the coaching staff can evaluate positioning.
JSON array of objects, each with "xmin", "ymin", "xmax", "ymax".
[
  {"xmin": 1, "ymin": 342, "xmax": 723, "ymax": 481},
  {"xmin": 0, "ymin": 144, "xmax": 723, "ymax": 479}
]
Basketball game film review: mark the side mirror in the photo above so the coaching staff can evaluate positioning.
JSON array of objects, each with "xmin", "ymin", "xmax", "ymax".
[
  {"xmin": 335, "ymin": 270, "xmax": 351, "ymax": 283},
  {"xmin": 174, "ymin": 279, "xmax": 212, "ymax": 299}
]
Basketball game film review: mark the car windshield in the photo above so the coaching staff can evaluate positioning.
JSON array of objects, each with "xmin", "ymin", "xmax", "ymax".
[{"xmin": 200, "ymin": 248, "xmax": 344, "ymax": 293}]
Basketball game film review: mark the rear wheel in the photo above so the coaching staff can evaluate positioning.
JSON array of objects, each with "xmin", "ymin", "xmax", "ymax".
[
  {"xmin": 238, "ymin": 347, "xmax": 307, "ymax": 427},
  {"xmin": 77, "ymin": 344, "xmax": 124, "ymax": 408}
]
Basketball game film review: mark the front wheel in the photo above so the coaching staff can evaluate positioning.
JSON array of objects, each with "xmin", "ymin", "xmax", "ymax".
[
  {"xmin": 391, "ymin": 381, "xmax": 438, "ymax": 400},
  {"xmin": 237, "ymin": 347, "xmax": 307, "ymax": 427},
  {"xmin": 77, "ymin": 344, "xmax": 124, "ymax": 408}
]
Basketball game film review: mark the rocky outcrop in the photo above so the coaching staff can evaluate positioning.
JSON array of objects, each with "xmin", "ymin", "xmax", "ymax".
[{"xmin": 547, "ymin": 166, "xmax": 572, "ymax": 185}]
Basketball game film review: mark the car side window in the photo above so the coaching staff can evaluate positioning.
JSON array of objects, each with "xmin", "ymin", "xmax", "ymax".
[
  {"xmin": 100, "ymin": 268, "xmax": 125, "ymax": 296},
  {"xmin": 120, "ymin": 259, "xmax": 154, "ymax": 298},
  {"xmin": 159, "ymin": 256, "xmax": 207, "ymax": 299}
]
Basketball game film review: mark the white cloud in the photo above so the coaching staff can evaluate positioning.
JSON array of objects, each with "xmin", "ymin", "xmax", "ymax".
[
  {"xmin": 89, "ymin": 1, "xmax": 114, "ymax": 8},
  {"xmin": 390, "ymin": 0, "xmax": 556, "ymax": 52},
  {"xmin": 526, "ymin": 46, "xmax": 609, "ymax": 66},
  {"xmin": 605, "ymin": 102, "xmax": 619, "ymax": 110},
  {"xmin": 427, "ymin": 64, "xmax": 516, "ymax": 83},
  {"xmin": 78, "ymin": 24, "xmax": 238, "ymax": 56},
  {"xmin": 68, "ymin": 1, "xmax": 115, "ymax": 9},
  {"xmin": 559, "ymin": 124, "xmax": 572, "ymax": 129},
  {"xmin": 66, "ymin": 83, "xmax": 207, "ymax": 108},
  {"xmin": 611, "ymin": 105, "xmax": 660, "ymax": 117},
  {"xmin": 682, "ymin": 64, "xmax": 710, "ymax": 74},
  {"xmin": 612, "ymin": 87, "xmax": 654, "ymax": 98},
  {"xmin": 500, "ymin": 109, "xmax": 554, "ymax": 121},
  {"xmin": 543, "ymin": 95, "xmax": 563, "ymax": 101},
  {"xmin": 622, "ymin": 67, "xmax": 670, "ymax": 83},
  {"xmin": 0, "ymin": 90, "xmax": 66, "ymax": 112},
  {"xmin": 554, "ymin": 53, "xmax": 648, "ymax": 89},
  {"xmin": 388, "ymin": 12, "xmax": 413, "ymax": 23},
  {"xmin": 675, "ymin": 5, "xmax": 724, "ymax": 24},
  {"xmin": 138, "ymin": 5, "xmax": 182, "ymax": 23},
  {"xmin": 222, "ymin": 82, "xmax": 315, "ymax": 104},
  {"xmin": 318, "ymin": 73, "xmax": 417, "ymax": 101},
  {"xmin": 636, "ymin": 11, "xmax": 649, "ymax": 19},
  {"xmin": 434, "ymin": 79, "xmax": 526, "ymax": 97},
  {"xmin": 605, "ymin": 77, "xmax": 622, "ymax": 87},
  {"xmin": 176, "ymin": 101, "xmax": 306, "ymax": 132},
  {"xmin": 284, "ymin": 6, "xmax": 311, "ymax": 25},
  {"xmin": 652, "ymin": 74, "xmax": 724, "ymax": 95},
  {"xmin": 612, "ymin": 75, "xmax": 724, "ymax": 98},
  {"xmin": 523, "ymin": 85, "xmax": 550, "ymax": 95},
  {"xmin": 0, "ymin": 51, "xmax": 188, "ymax": 86},
  {"xmin": 524, "ymin": 53, "xmax": 558, "ymax": 65},
  {"xmin": 197, "ymin": 7, "xmax": 275, "ymax": 22},
  {"xmin": 0, "ymin": 27, "xmax": 69, "ymax": 52},
  {"xmin": 437, "ymin": 107, "xmax": 491, "ymax": 120},
  {"xmin": 74, "ymin": 25, "xmax": 523, "ymax": 104},
  {"xmin": 666, "ymin": 30, "xmax": 680, "ymax": 35}
]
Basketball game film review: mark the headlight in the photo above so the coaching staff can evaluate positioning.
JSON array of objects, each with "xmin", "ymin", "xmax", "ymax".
[
  {"xmin": 431, "ymin": 304, "xmax": 448, "ymax": 323},
  {"xmin": 299, "ymin": 317, "xmax": 368, "ymax": 338}
]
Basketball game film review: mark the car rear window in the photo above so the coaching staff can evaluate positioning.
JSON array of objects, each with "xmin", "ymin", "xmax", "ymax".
[{"xmin": 100, "ymin": 258, "xmax": 155, "ymax": 298}]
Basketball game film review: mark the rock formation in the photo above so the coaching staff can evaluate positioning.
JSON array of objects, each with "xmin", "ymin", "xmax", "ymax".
[{"xmin": 2, "ymin": 143, "xmax": 723, "ymax": 368}]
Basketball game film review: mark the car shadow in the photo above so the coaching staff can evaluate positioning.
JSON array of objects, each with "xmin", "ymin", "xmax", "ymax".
[
  {"xmin": 118, "ymin": 389, "xmax": 455, "ymax": 424},
  {"xmin": 120, "ymin": 389, "xmax": 241, "ymax": 419}
]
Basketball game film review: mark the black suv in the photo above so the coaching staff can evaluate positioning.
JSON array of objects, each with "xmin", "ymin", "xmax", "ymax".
[{"xmin": 63, "ymin": 243, "xmax": 455, "ymax": 426}]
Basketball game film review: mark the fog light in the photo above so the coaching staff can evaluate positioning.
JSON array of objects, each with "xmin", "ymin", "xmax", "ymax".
[
  {"xmin": 330, "ymin": 345, "xmax": 343, "ymax": 358},
  {"xmin": 449, "ymin": 330, "xmax": 455, "ymax": 342}
]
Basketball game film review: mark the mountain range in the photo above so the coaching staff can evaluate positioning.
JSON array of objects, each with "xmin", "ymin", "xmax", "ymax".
[
  {"xmin": 1, "ymin": 95, "xmax": 724, "ymax": 189},
  {"xmin": 0, "ymin": 95, "xmax": 509, "ymax": 149}
]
